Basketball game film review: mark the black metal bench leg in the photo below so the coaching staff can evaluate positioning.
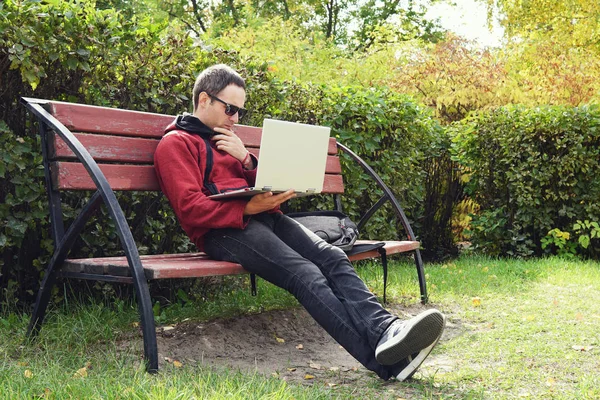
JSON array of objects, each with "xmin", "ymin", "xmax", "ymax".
[
  {"xmin": 414, "ymin": 249, "xmax": 428, "ymax": 304},
  {"xmin": 26, "ymin": 268, "xmax": 58, "ymax": 337},
  {"xmin": 130, "ymin": 271, "xmax": 158, "ymax": 373}
]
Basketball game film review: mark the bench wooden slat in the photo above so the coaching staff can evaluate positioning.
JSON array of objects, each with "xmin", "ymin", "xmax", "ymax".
[
  {"xmin": 51, "ymin": 161, "xmax": 345, "ymax": 193},
  {"xmin": 51, "ymin": 101, "xmax": 173, "ymax": 138},
  {"xmin": 51, "ymin": 133, "xmax": 160, "ymax": 163},
  {"xmin": 62, "ymin": 240, "xmax": 419, "ymax": 280},
  {"xmin": 51, "ymin": 134, "xmax": 342, "ymax": 173},
  {"xmin": 347, "ymin": 240, "xmax": 420, "ymax": 261}
]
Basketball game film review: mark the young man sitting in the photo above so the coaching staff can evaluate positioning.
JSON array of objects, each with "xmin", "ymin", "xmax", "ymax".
[{"xmin": 154, "ymin": 64, "xmax": 446, "ymax": 381}]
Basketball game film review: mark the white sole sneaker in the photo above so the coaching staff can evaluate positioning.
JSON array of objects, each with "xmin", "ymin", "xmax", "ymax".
[
  {"xmin": 396, "ymin": 313, "xmax": 446, "ymax": 381},
  {"xmin": 375, "ymin": 309, "xmax": 445, "ymax": 366}
]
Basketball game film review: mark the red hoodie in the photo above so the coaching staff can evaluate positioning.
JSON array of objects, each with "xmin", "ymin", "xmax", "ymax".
[{"xmin": 154, "ymin": 114, "xmax": 269, "ymax": 251}]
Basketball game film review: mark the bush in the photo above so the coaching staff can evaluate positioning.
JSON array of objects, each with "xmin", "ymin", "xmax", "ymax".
[{"xmin": 452, "ymin": 105, "xmax": 600, "ymax": 258}]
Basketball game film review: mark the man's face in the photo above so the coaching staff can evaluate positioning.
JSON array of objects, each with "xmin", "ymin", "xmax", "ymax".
[{"xmin": 194, "ymin": 84, "xmax": 246, "ymax": 131}]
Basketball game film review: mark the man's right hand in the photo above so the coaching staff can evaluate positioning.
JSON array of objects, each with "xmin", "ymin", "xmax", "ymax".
[{"xmin": 243, "ymin": 189, "xmax": 296, "ymax": 216}]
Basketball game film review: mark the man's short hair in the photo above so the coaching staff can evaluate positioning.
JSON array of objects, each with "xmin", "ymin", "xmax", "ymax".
[{"xmin": 192, "ymin": 64, "xmax": 246, "ymax": 111}]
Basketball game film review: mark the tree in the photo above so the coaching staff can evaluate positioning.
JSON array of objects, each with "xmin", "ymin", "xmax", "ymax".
[{"xmin": 488, "ymin": 0, "xmax": 600, "ymax": 52}]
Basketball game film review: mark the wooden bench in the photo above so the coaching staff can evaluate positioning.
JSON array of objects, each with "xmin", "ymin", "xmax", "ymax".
[{"xmin": 21, "ymin": 97, "xmax": 428, "ymax": 373}]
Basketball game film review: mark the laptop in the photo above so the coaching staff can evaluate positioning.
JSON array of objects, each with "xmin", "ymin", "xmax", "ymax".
[{"xmin": 208, "ymin": 119, "xmax": 331, "ymax": 199}]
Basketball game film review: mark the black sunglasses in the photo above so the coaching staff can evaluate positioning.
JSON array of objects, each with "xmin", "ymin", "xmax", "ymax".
[{"xmin": 208, "ymin": 94, "xmax": 247, "ymax": 119}]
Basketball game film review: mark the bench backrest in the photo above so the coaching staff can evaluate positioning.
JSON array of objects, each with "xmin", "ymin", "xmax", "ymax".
[{"xmin": 44, "ymin": 100, "xmax": 344, "ymax": 193}]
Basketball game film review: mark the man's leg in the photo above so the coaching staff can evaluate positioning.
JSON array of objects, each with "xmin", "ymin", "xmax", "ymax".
[
  {"xmin": 204, "ymin": 215, "xmax": 398, "ymax": 379},
  {"xmin": 270, "ymin": 214, "xmax": 445, "ymax": 379}
]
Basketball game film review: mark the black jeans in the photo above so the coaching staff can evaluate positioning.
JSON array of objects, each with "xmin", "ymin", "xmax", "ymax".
[{"xmin": 204, "ymin": 212, "xmax": 399, "ymax": 380}]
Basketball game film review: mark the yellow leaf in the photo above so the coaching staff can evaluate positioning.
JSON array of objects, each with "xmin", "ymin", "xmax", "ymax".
[
  {"xmin": 24, "ymin": 370, "xmax": 33, "ymax": 378},
  {"xmin": 74, "ymin": 367, "xmax": 88, "ymax": 378},
  {"xmin": 327, "ymin": 382, "xmax": 337, "ymax": 387},
  {"xmin": 275, "ymin": 336, "xmax": 285, "ymax": 343},
  {"xmin": 173, "ymin": 360, "xmax": 183, "ymax": 368},
  {"xmin": 132, "ymin": 322, "xmax": 139, "ymax": 328},
  {"xmin": 287, "ymin": 367, "xmax": 296, "ymax": 372},
  {"xmin": 17, "ymin": 361, "xmax": 28, "ymax": 367},
  {"xmin": 304, "ymin": 374, "xmax": 315, "ymax": 380},
  {"xmin": 472, "ymin": 297, "xmax": 482, "ymax": 307},
  {"xmin": 546, "ymin": 377, "xmax": 556, "ymax": 386}
]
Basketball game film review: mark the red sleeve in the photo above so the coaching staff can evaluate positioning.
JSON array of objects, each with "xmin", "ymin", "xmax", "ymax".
[{"xmin": 154, "ymin": 133, "xmax": 249, "ymax": 232}]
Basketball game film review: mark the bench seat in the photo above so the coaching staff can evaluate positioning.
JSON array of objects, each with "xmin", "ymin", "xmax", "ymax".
[{"xmin": 60, "ymin": 240, "xmax": 421, "ymax": 280}]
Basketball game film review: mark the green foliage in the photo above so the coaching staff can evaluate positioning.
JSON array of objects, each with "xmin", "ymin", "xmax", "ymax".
[
  {"xmin": 452, "ymin": 105, "xmax": 600, "ymax": 258},
  {"xmin": 541, "ymin": 220, "xmax": 600, "ymax": 259}
]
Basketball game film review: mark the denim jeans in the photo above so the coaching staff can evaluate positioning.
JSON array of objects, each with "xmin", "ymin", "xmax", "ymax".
[{"xmin": 204, "ymin": 212, "xmax": 400, "ymax": 379}]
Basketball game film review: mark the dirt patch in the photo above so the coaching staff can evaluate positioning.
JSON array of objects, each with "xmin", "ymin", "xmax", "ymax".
[{"xmin": 151, "ymin": 303, "xmax": 462, "ymax": 386}]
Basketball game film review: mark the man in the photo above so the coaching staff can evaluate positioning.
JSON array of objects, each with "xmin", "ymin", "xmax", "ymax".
[{"xmin": 154, "ymin": 64, "xmax": 446, "ymax": 381}]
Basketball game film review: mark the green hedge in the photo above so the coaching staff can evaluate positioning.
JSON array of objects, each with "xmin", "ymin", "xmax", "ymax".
[
  {"xmin": 1, "ymin": 0, "xmax": 448, "ymax": 306},
  {"xmin": 451, "ymin": 105, "xmax": 600, "ymax": 258}
]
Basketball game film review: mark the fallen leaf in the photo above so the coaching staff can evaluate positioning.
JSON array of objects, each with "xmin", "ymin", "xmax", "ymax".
[
  {"xmin": 173, "ymin": 360, "xmax": 183, "ymax": 368},
  {"xmin": 164, "ymin": 357, "xmax": 173, "ymax": 363},
  {"xmin": 295, "ymin": 344, "xmax": 304, "ymax": 350},
  {"xmin": 309, "ymin": 362, "xmax": 321, "ymax": 370},
  {"xmin": 546, "ymin": 377, "xmax": 556, "ymax": 386},
  {"xmin": 472, "ymin": 297, "xmax": 482, "ymax": 307},
  {"xmin": 17, "ymin": 361, "xmax": 28, "ymax": 367},
  {"xmin": 275, "ymin": 336, "xmax": 285, "ymax": 343},
  {"xmin": 287, "ymin": 368, "xmax": 296, "ymax": 372},
  {"xmin": 24, "ymin": 370, "xmax": 33, "ymax": 378},
  {"xmin": 351, "ymin": 366, "xmax": 358, "ymax": 371},
  {"xmin": 271, "ymin": 372, "xmax": 279, "ymax": 377},
  {"xmin": 132, "ymin": 322, "xmax": 139, "ymax": 328},
  {"xmin": 327, "ymin": 382, "xmax": 337, "ymax": 387},
  {"xmin": 329, "ymin": 367, "xmax": 339, "ymax": 372},
  {"xmin": 73, "ymin": 367, "xmax": 88, "ymax": 378},
  {"xmin": 162, "ymin": 326, "xmax": 175, "ymax": 331},
  {"xmin": 572, "ymin": 345, "xmax": 594, "ymax": 351},
  {"xmin": 304, "ymin": 374, "xmax": 315, "ymax": 380}
]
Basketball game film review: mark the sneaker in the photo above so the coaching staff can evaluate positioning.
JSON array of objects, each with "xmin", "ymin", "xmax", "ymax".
[
  {"xmin": 394, "ymin": 330, "xmax": 443, "ymax": 381},
  {"xmin": 375, "ymin": 309, "xmax": 445, "ymax": 366}
]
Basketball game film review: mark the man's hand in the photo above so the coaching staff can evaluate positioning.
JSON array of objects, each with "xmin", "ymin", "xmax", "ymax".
[
  {"xmin": 243, "ymin": 190, "xmax": 297, "ymax": 216},
  {"xmin": 212, "ymin": 127, "xmax": 247, "ymax": 161}
]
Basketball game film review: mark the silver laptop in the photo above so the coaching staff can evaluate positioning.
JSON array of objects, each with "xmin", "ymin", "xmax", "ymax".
[{"xmin": 208, "ymin": 119, "xmax": 331, "ymax": 199}]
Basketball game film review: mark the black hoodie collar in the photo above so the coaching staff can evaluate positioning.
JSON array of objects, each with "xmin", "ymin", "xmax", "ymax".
[{"xmin": 174, "ymin": 113, "xmax": 214, "ymax": 139}]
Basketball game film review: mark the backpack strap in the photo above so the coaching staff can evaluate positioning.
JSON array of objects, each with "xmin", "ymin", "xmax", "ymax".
[
  {"xmin": 378, "ymin": 247, "xmax": 388, "ymax": 304},
  {"xmin": 200, "ymin": 138, "xmax": 219, "ymax": 195}
]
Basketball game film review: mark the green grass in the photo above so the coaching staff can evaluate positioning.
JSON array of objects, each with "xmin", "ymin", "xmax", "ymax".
[{"xmin": 1, "ymin": 255, "xmax": 599, "ymax": 399}]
